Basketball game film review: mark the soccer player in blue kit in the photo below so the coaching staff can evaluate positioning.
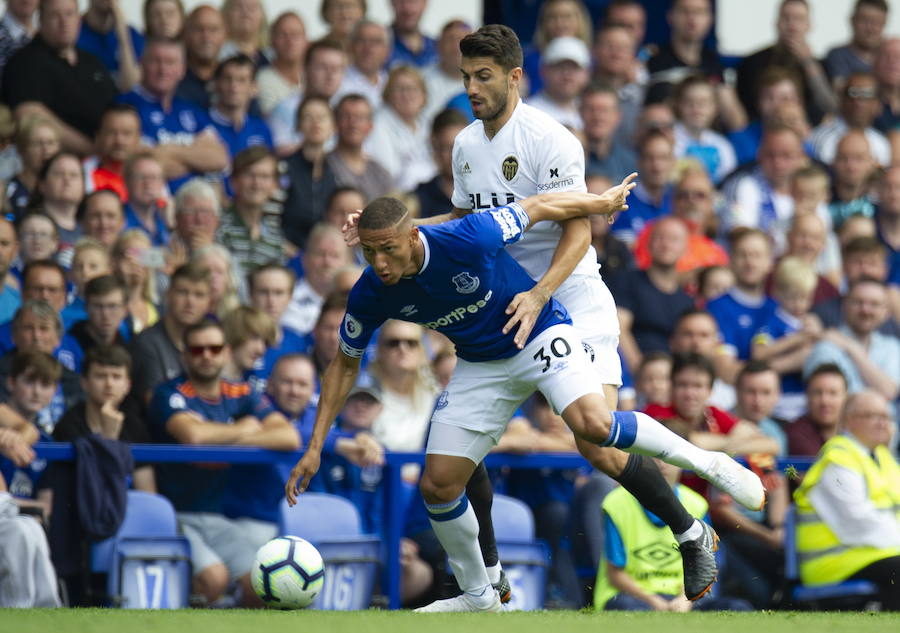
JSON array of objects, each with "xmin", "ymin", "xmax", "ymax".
[{"xmin": 287, "ymin": 184, "xmax": 765, "ymax": 612}]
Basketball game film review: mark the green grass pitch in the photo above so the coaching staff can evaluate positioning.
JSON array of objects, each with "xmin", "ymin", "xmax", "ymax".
[{"xmin": 3, "ymin": 609, "xmax": 899, "ymax": 633}]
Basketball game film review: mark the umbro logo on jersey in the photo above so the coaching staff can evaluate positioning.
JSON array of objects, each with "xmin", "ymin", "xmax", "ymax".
[
  {"xmin": 549, "ymin": 168, "xmax": 559, "ymax": 178},
  {"xmin": 502, "ymin": 155, "xmax": 519, "ymax": 181},
  {"xmin": 400, "ymin": 304, "xmax": 418, "ymax": 317},
  {"xmin": 461, "ymin": 162, "xmax": 471, "ymax": 174}
]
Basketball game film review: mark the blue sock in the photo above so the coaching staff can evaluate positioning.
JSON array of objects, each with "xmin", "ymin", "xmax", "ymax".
[{"xmin": 603, "ymin": 411, "xmax": 638, "ymax": 449}]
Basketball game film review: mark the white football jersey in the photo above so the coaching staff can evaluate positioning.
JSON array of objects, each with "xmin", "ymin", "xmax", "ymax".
[{"xmin": 451, "ymin": 100, "xmax": 600, "ymax": 284}]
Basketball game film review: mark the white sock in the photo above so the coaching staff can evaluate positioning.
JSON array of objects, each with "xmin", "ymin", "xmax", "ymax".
[
  {"xmin": 485, "ymin": 563, "xmax": 502, "ymax": 585},
  {"xmin": 426, "ymin": 494, "xmax": 492, "ymax": 601},
  {"xmin": 605, "ymin": 411, "xmax": 716, "ymax": 474},
  {"xmin": 674, "ymin": 519, "xmax": 703, "ymax": 544}
]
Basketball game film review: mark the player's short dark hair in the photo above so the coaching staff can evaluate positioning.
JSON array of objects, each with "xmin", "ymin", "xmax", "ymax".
[
  {"xmin": 183, "ymin": 317, "xmax": 225, "ymax": 348},
  {"xmin": 247, "ymin": 262, "xmax": 296, "ymax": 294},
  {"xmin": 214, "ymin": 54, "xmax": 256, "ymax": 81},
  {"xmin": 358, "ymin": 197, "xmax": 409, "ymax": 231},
  {"xmin": 459, "ymin": 24, "xmax": 523, "ymax": 72},
  {"xmin": 82, "ymin": 344, "xmax": 133, "ymax": 377},
  {"xmin": 736, "ymin": 360, "xmax": 778, "ymax": 388},
  {"xmin": 431, "ymin": 108, "xmax": 470, "ymax": 137},
  {"xmin": 10, "ymin": 349, "xmax": 61, "ymax": 384},
  {"xmin": 842, "ymin": 235, "xmax": 886, "ymax": 259},
  {"xmin": 670, "ymin": 352, "xmax": 716, "ymax": 386},
  {"xmin": 806, "ymin": 362, "xmax": 848, "ymax": 389},
  {"xmin": 85, "ymin": 274, "xmax": 128, "ymax": 301}
]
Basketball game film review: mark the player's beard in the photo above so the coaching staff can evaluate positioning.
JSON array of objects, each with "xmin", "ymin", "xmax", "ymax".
[{"xmin": 475, "ymin": 85, "xmax": 510, "ymax": 123}]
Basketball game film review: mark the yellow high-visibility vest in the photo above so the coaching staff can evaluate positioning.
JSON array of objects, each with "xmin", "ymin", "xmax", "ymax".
[
  {"xmin": 793, "ymin": 435, "xmax": 900, "ymax": 585},
  {"xmin": 594, "ymin": 484, "xmax": 708, "ymax": 609}
]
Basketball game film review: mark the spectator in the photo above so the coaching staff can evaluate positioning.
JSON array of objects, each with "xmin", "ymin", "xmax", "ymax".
[
  {"xmin": 671, "ymin": 75, "xmax": 737, "ymax": 184},
  {"xmin": 117, "ymin": 37, "xmax": 228, "ymax": 191},
  {"xmin": 176, "ymin": 5, "xmax": 226, "ymax": 109},
  {"xmin": 522, "ymin": 0, "xmax": 591, "ymax": 97},
  {"xmin": 209, "ymin": 54, "xmax": 274, "ymax": 190},
  {"xmin": 707, "ymin": 229, "xmax": 777, "ymax": 381},
  {"xmin": 811, "ymin": 72, "xmax": 891, "ymax": 167},
  {"xmin": 3, "ymin": 0, "xmax": 117, "ymax": 156},
  {"xmin": 171, "ymin": 177, "xmax": 220, "ymax": 257},
  {"xmin": 581, "ymin": 82, "xmax": 637, "ymax": 181},
  {"xmin": 0, "ymin": 218, "xmax": 19, "ymax": 324},
  {"xmin": 255, "ymin": 12, "xmax": 306, "ymax": 118},
  {"xmin": 696, "ymin": 265, "xmax": 734, "ymax": 305},
  {"xmin": 61, "ymin": 237, "xmax": 112, "ymax": 325},
  {"xmin": 786, "ymin": 168, "xmax": 843, "ymax": 289},
  {"xmin": 130, "ymin": 261, "xmax": 211, "ymax": 403},
  {"xmin": 736, "ymin": 0, "xmax": 837, "ymax": 126},
  {"xmin": 828, "ymin": 130, "xmax": 878, "ymax": 227},
  {"xmin": 587, "ymin": 174, "xmax": 634, "ymax": 278},
  {"xmin": 751, "ymin": 256, "xmax": 821, "ymax": 419},
  {"xmin": 788, "ymin": 363, "xmax": 848, "ymax": 457},
  {"xmin": 247, "ymin": 263, "xmax": 308, "ymax": 381},
  {"xmin": 84, "ymin": 104, "xmax": 142, "ymax": 202},
  {"xmin": 283, "ymin": 224, "xmax": 351, "ymax": 336},
  {"xmin": 320, "ymin": 0, "xmax": 365, "ymax": 49},
  {"xmin": 824, "ymin": 0, "xmax": 888, "ymax": 85},
  {"xmin": 221, "ymin": 305, "xmax": 275, "ymax": 390},
  {"xmin": 591, "ymin": 24, "xmax": 645, "ymax": 145},
  {"xmin": 873, "ymin": 37, "xmax": 900, "ymax": 134},
  {"xmin": 268, "ymin": 39, "xmax": 348, "ymax": 157},
  {"xmin": 219, "ymin": 0, "xmax": 268, "ymax": 67},
  {"xmin": 0, "ymin": 0, "xmax": 38, "ymax": 84},
  {"xmin": 414, "ymin": 109, "xmax": 469, "ymax": 219},
  {"xmin": 308, "ymin": 291, "xmax": 346, "ymax": 378},
  {"xmin": 595, "ymin": 455, "xmax": 750, "ymax": 612},
  {"xmin": 281, "ymin": 97, "xmax": 339, "ymax": 249},
  {"xmin": 13, "ymin": 259, "xmax": 77, "ymax": 338},
  {"xmin": 634, "ymin": 352, "xmax": 672, "ymax": 410},
  {"xmin": 388, "ymin": 0, "xmax": 436, "ymax": 69},
  {"xmin": 724, "ymin": 126, "xmax": 808, "ymax": 252},
  {"xmin": 366, "ymin": 66, "xmax": 435, "ymax": 193},
  {"xmin": 191, "ymin": 244, "xmax": 240, "ymax": 319},
  {"xmin": 77, "ymin": 0, "xmax": 141, "ymax": 92},
  {"xmin": 609, "ymin": 217, "xmax": 694, "ymax": 370},
  {"xmin": 633, "ymin": 165, "xmax": 729, "ymax": 275},
  {"xmin": 781, "ymin": 214, "xmax": 841, "ymax": 302},
  {"xmin": 78, "ymin": 189, "xmax": 126, "ymax": 250},
  {"xmin": 877, "ymin": 166, "xmax": 900, "ymax": 284},
  {"xmin": 29, "ymin": 151, "xmax": 85, "ymax": 265},
  {"xmin": 327, "ymin": 95, "xmax": 393, "ymax": 203},
  {"xmin": 635, "ymin": 102, "xmax": 677, "ymax": 145},
  {"xmin": 67, "ymin": 275, "xmax": 131, "ymax": 355},
  {"xmin": 603, "ymin": 0, "xmax": 647, "ymax": 55},
  {"xmin": 734, "ymin": 361, "xmax": 788, "ymax": 454},
  {"xmin": 336, "ymin": 20, "xmax": 390, "ymax": 110},
  {"xmin": 646, "ymin": 0, "xmax": 746, "ymax": 132},
  {"xmin": 7, "ymin": 117, "xmax": 61, "ymax": 218},
  {"xmin": 216, "ymin": 146, "xmax": 283, "ymax": 276},
  {"xmin": 143, "ymin": 0, "xmax": 184, "ymax": 39},
  {"xmin": 527, "ymin": 36, "xmax": 590, "ymax": 132},
  {"xmin": 148, "ymin": 318, "xmax": 297, "ymax": 607},
  {"xmin": 805, "ymin": 278, "xmax": 900, "ymax": 401},
  {"xmin": 792, "ymin": 389, "xmax": 900, "ymax": 609},
  {"xmin": 421, "ymin": 20, "xmax": 471, "ymax": 125},
  {"xmin": 669, "ymin": 309, "xmax": 736, "ymax": 412},
  {"xmin": 111, "ymin": 230, "xmax": 159, "ymax": 334},
  {"xmin": 13, "ymin": 214, "xmax": 58, "ymax": 283},
  {"xmin": 122, "ymin": 151, "xmax": 170, "ymax": 248}
]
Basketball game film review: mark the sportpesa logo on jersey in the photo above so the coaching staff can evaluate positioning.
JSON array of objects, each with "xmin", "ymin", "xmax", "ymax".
[{"xmin": 420, "ymin": 290, "xmax": 493, "ymax": 330}]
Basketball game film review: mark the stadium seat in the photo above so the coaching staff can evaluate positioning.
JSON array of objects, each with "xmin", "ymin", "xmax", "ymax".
[
  {"xmin": 490, "ymin": 494, "xmax": 550, "ymax": 611},
  {"xmin": 784, "ymin": 506, "xmax": 879, "ymax": 608},
  {"xmin": 91, "ymin": 491, "xmax": 192, "ymax": 609},
  {"xmin": 279, "ymin": 494, "xmax": 381, "ymax": 610}
]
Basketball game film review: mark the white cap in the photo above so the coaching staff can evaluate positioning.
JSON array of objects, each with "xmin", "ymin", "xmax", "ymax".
[{"xmin": 542, "ymin": 36, "xmax": 590, "ymax": 69}]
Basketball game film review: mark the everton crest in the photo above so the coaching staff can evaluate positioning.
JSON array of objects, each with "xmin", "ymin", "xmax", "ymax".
[{"xmin": 451, "ymin": 272, "xmax": 480, "ymax": 294}]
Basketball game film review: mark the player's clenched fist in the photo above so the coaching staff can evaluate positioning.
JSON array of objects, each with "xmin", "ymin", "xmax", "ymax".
[{"xmin": 285, "ymin": 450, "xmax": 321, "ymax": 506}]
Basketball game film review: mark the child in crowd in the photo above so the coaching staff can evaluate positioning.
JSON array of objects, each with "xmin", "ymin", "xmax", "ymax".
[
  {"xmin": 696, "ymin": 265, "xmax": 735, "ymax": 305},
  {"xmin": 672, "ymin": 75, "xmax": 737, "ymax": 184},
  {"xmin": 634, "ymin": 352, "xmax": 673, "ymax": 411},
  {"xmin": 789, "ymin": 166, "xmax": 842, "ymax": 286},
  {"xmin": 751, "ymin": 257, "xmax": 822, "ymax": 419},
  {"xmin": 13, "ymin": 213, "xmax": 59, "ymax": 283},
  {"xmin": 62, "ymin": 238, "xmax": 112, "ymax": 326}
]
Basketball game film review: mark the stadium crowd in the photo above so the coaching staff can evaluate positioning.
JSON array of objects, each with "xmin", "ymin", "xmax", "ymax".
[{"xmin": 0, "ymin": 0, "xmax": 898, "ymax": 612}]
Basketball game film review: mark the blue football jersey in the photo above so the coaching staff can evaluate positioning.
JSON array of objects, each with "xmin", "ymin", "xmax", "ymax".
[
  {"xmin": 752, "ymin": 307, "xmax": 805, "ymax": 394},
  {"xmin": 708, "ymin": 290, "xmax": 778, "ymax": 361},
  {"xmin": 339, "ymin": 203, "xmax": 571, "ymax": 363}
]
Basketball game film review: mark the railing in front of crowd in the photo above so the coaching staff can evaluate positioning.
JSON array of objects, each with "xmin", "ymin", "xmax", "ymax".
[{"xmin": 33, "ymin": 443, "xmax": 816, "ymax": 610}]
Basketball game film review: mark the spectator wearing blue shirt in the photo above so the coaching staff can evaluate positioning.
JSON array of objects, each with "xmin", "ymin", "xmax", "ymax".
[
  {"xmin": 209, "ymin": 54, "xmax": 274, "ymax": 197},
  {"xmin": 117, "ymin": 37, "xmax": 228, "ymax": 192},
  {"xmin": 60, "ymin": 237, "xmax": 113, "ymax": 328},
  {"xmin": 388, "ymin": 0, "xmax": 437, "ymax": 69},
  {"xmin": 582, "ymin": 82, "xmax": 638, "ymax": 182},
  {"xmin": 77, "ymin": 0, "xmax": 142, "ymax": 93},
  {"xmin": 0, "ymin": 218, "xmax": 21, "ymax": 324},
  {"xmin": 148, "ymin": 318, "xmax": 298, "ymax": 607},
  {"xmin": 121, "ymin": 151, "xmax": 170, "ymax": 248}
]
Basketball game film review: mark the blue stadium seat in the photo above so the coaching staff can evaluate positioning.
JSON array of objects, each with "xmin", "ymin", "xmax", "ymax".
[
  {"xmin": 490, "ymin": 494, "xmax": 550, "ymax": 611},
  {"xmin": 784, "ymin": 506, "xmax": 878, "ymax": 607},
  {"xmin": 279, "ymin": 494, "xmax": 381, "ymax": 610},
  {"xmin": 91, "ymin": 491, "xmax": 192, "ymax": 608}
]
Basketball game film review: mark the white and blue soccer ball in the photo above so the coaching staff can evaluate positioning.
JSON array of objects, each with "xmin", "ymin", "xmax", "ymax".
[{"xmin": 251, "ymin": 536, "xmax": 325, "ymax": 609}]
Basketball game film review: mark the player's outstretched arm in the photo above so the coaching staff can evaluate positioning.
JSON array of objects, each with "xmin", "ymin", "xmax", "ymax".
[
  {"xmin": 285, "ymin": 350, "xmax": 362, "ymax": 505},
  {"xmin": 518, "ymin": 173, "xmax": 638, "ymax": 226}
]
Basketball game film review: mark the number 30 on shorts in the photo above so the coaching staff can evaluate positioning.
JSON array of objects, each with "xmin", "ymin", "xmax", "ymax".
[{"xmin": 533, "ymin": 337, "xmax": 572, "ymax": 373}]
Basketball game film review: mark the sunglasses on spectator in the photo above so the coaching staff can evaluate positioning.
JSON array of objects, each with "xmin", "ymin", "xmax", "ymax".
[
  {"xmin": 384, "ymin": 338, "xmax": 420, "ymax": 349},
  {"xmin": 188, "ymin": 344, "xmax": 225, "ymax": 357}
]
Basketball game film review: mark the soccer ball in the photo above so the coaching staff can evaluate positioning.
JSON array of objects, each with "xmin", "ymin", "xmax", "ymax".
[{"xmin": 251, "ymin": 536, "xmax": 325, "ymax": 609}]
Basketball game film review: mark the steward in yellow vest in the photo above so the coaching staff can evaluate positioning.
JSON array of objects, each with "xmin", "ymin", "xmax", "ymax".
[{"xmin": 792, "ymin": 390, "xmax": 900, "ymax": 610}]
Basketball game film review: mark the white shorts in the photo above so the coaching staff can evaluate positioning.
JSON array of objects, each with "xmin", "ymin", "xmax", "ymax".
[
  {"xmin": 427, "ymin": 323, "xmax": 601, "ymax": 462},
  {"xmin": 555, "ymin": 274, "xmax": 622, "ymax": 386}
]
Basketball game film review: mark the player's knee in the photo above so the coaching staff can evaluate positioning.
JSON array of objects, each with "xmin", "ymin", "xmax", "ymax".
[
  {"xmin": 194, "ymin": 563, "xmax": 229, "ymax": 603},
  {"xmin": 578, "ymin": 408, "xmax": 613, "ymax": 445},
  {"xmin": 419, "ymin": 472, "xmax": 465, "ymax": 505}
]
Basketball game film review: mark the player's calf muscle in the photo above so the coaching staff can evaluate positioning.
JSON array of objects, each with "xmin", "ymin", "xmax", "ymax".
[{"xmin": 562, "ymin": 396, "xmax": 612, "ymax": 444}]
